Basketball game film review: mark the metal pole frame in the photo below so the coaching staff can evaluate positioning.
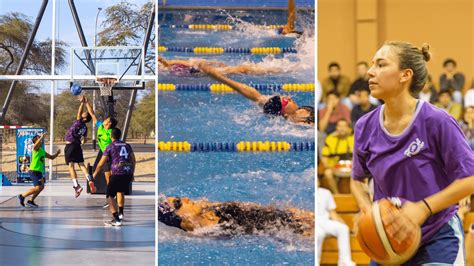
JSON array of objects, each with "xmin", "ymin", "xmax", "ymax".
[
  {"xmin": 67, "ymin": 0, "xmax": 107, "ymax": 114},
  {"xmin": 122, "ymin": 3, "xmax": 155, "ymax": 141},
  {"xmin": 0, "ymin": 0, "xmax": 49, "ymax": 122},
  {"xmin": 49, "ymin": 0, "xmax": 56, "ymax": 181}
]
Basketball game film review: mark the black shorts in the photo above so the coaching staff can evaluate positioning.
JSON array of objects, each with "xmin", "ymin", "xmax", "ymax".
[
  {"xmin": 64, "ymin": 143, "xmax": 84, "ymax": 164},
  {"xmin": 106, "ymin": 174, "xmax": 133, "ymax": 198},
  {"xmin": 30, "ymin": 171, "xmax": 44, "ymax": 187},
  {"xmin": 97, "ymin": 149, "xmax": 111, "ymax": 172}
]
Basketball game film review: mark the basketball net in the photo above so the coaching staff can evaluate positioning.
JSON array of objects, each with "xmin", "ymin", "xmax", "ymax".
[{"xmin": 96, "ymin": 77, "xmax": 118, "ymax": 96}]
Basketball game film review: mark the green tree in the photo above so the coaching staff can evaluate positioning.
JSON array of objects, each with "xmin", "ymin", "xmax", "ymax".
[
  {"xmin": 97, "ymin": 1, "xmax": 155, "ymax": 74},
  {"xmin": 0, "ymin": 12, "xmax": 67, "ymax": 127},
  {"xmin": 131, "ymin": 90, "xmax": 155, "ymax": 143}
]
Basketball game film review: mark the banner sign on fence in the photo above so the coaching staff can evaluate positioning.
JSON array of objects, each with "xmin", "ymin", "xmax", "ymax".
[{"xmin": 16, "ymin": 128, "xmax": 45, "ymax": 179}]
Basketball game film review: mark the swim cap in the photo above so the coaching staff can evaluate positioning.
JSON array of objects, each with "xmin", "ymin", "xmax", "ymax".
[
  {"xmin": 263, "ymin": 96, "xmax": 283, "ymax": 116},
  {"xmin": 158, "ymin": 195, "xmax": 183, "ymax": 229}
]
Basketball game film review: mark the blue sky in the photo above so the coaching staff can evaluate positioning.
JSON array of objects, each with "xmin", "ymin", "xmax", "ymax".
[
  {"xmin": 0, "ymin": 0, "xmax": 151, "ymax": 92},
  {"xmin": 0, "ymin": 0, "xmax": 150, "ymax": 47}
]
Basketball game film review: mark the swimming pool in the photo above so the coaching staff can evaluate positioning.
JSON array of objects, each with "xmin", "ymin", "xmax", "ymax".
[{"xmin": 158, "ymin": 6, "xmax": 315, "ymax": 265}]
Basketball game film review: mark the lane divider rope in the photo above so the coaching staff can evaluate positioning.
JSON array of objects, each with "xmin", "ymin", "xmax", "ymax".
[
  {"xmin": 157, "ymin": 141, "xmax": 315, "ymax": 152},
  {"xmin": 158, "ymin": 83, "xmax": 315, "ymax": 92}
]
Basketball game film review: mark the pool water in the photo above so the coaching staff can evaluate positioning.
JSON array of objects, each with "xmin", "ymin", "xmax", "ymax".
[{"xmin": 158, "ymin": 7, "xmax": 315, "ymax": 265}]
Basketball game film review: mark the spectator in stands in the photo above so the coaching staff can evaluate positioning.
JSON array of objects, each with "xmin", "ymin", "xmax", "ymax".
[
  {"xmin": 319, "ymin": 91, "xmax": 351, "ymax": 134},
  {"xmin": 348, "ymin": 62, "xmax": 369, "ymax": 107},
  {"xmin": 435, "ymin": 90, "xmax": 462, "ymax": 121},
  {"xmin": 321, "ymin": 119, "xmax": 354, "ymax": 194},
  {"xmin": 317, "ymin": 178, "xmax": 356, "ymax": 266},
  {"xmin": 439, "ymin": 58, "xmax": 465, "ymax": 103},
  {"xmin": 464, "ymin": 79, "xmax": 474, "ymax": 108},
  {"xmin": 460, "ymin": 106, "xmax": 474, "ymax": 150},
  {"xmin": 321, "ymin": 62, "xmax": 351, "ymax": 101},
  {"xmin": 351, "ymin": 88, "xmax": 377, "ymax": 126},
  {"xmin": 418, "ymin": 75, "xmax": 438, "ymax": 104}
]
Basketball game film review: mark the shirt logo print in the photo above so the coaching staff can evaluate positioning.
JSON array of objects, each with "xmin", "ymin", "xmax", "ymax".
[{"xmin": 404, "ymin": 138, "xmax": 424, "ymax": 157}]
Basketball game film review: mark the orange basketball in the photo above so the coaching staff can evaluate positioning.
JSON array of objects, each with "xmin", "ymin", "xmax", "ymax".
[{"xmin": 356, "ymin": 199, "xmax": 421, "ymax": 264}]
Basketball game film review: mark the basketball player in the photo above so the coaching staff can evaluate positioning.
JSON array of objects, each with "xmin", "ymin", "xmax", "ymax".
[
  {"xmin": 93, "ymin": 128, "xmax": 135, "ymax": 226},
  {"xmin": 64, "ymin": 96, "xmax": 96, "ymax": 197},
  {"xmin": 350, "ymin": 42, "xmax": 474, "ymax": 264},
  {"xmin": 17, "ymin": 133, "xmax": 60, "ymax": 207},
  {"xmin": 84, "ymin": 97, "xmax": 125, "ymax": 216}
]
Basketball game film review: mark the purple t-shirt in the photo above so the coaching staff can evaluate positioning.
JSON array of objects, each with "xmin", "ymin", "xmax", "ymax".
[
  {"xmin": 103, "ymin": 140, "xmax": 134, "ymax": 176},
  {"xmin": 65, "ymin": 120, "xmax": 87, "ymax": 144},
  {"xmin": 352, "ymin": 101, "xmax": 474, "ymax": 242}
]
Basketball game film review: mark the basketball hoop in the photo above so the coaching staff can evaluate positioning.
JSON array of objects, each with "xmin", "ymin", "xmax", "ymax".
[{"xmin": 96, "ymin": 77, "xmax": 118, "ymax": 96}]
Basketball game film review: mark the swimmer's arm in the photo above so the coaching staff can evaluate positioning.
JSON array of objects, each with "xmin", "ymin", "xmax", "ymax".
[
  {"xmin": 165, "ymin": 59, "xmax": 192, "ymax": 66},
  {"xmin": 350, "ymin": 178, "xmax": 372, "ymax": 212},
  {"xmin": 92, "ymin": 155, "xmax": 108, "ymax": 178},
  {"xmin": 198, "ymin": 63, "xmax": 266, "ymax": 104},
  {"xmin": 284, "ymin": 0, "xmax": 295, "ymax": 32}
]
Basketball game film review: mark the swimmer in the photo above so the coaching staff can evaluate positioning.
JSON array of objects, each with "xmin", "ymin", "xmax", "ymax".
[
  {"xmin": 198, "ymin": 62, "xmax": 314, "ymax": 126},
  {"xmin": 158, "ymin": 195, "xmax": 314, "ymax": 237},
  {"xmin": 158, "ymin": 56, "xmax": 288, "ymax": 77},
  {"xmin": 278, "ymin": 0, "xmax": 303, "ymax": 36}
]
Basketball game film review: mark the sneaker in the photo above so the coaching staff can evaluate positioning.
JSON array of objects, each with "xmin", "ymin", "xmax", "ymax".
[
  {"xmin": 74, "ymin": 184, "xmax": 83, "ymax": 198},
  {"xmin": 103, "ymin": 201, "xmax": 109, "ymax": 209},
  {"xmin": 88, "ymin": 181, "xmax": 97, "ymax": 193},
  {"xmin": 104, "ymin": 218, "xmax": 122, "ymax": 227},
  {"xmin": 17, "ymin": 194, "xmax": 25, "ymax": 207},
  {"xmin": 26, "ymin": 200, "xmax": 39, "ymax": 208},
  {"xmin": 119, "ymin": 213, "xmax": 124, "ymax": 220}
]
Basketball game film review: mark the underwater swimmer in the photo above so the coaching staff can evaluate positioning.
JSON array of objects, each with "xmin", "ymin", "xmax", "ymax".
[
  {"xmin": 158, "ymin": 195, "xmax": 314, "ymax": 237},
  {"xmin": 198, "ymin": 62, "xmax": 315, "ymax": 126}
]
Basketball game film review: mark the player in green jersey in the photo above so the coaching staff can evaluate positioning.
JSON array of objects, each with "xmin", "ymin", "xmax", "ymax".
[{"xmin": 17, "ymin": 133, "xmax": 60, "ymax": 207}]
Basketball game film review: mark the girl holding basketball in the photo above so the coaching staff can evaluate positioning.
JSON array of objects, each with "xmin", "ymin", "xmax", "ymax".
[{"xmin": 350, "ymin": 42, "xmax": 474, "ymax": 265}]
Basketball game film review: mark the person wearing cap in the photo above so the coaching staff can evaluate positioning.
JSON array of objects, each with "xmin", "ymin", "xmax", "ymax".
[{"xmin": 198, "ymin": 62, "xmax": 314, "ymax": 126}]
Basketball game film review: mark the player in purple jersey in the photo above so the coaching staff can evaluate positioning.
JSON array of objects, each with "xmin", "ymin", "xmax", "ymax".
[
  {"xmin": 64, "ymin": 96, "xmax": 96, "ymax": 197},
  {"xmin": 93, "ymin": 128, "xmax": 135, "ymax": 226},
  {"xmin": 350, "ymin": 42, "xmax": 474, "ymax": 265}
]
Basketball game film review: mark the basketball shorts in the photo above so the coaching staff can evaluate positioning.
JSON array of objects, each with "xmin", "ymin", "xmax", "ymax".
[
  {"xmin": 30, "ymin": 171, "xmax": 45, "ymax": 187},
  {"xmin": 106, "ymin": 174, "xmax": 132, "ymax": 198},
  {"xmin": 64, "ymin": 142, "xmax": 84, "ymax": 164}
]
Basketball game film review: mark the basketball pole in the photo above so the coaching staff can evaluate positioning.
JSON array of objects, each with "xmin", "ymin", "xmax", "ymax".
[{"xmin": 49, "ymin": 0, "xmax": 56, "ymax": 182}]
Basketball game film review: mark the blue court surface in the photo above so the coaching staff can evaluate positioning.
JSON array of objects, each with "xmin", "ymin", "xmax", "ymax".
[{"xmin": 0, "ymin": 181, "xmax": 155, "ymax": 266}]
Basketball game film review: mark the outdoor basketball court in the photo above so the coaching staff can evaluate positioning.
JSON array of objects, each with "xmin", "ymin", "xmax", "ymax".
[{"xmin": 0, "ymin": 181, "xmax": 155, "ymax": 265}]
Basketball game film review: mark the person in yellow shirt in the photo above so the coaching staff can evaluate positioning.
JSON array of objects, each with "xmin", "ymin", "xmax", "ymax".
[{"xmin": 321, "ymin": 119, "xmax": 354, "ymax": 194}]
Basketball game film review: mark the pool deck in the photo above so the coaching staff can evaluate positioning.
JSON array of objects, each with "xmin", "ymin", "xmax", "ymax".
[{"xmin": 0, "ymin": 181, "xmax": 155, "ymax": 266}]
